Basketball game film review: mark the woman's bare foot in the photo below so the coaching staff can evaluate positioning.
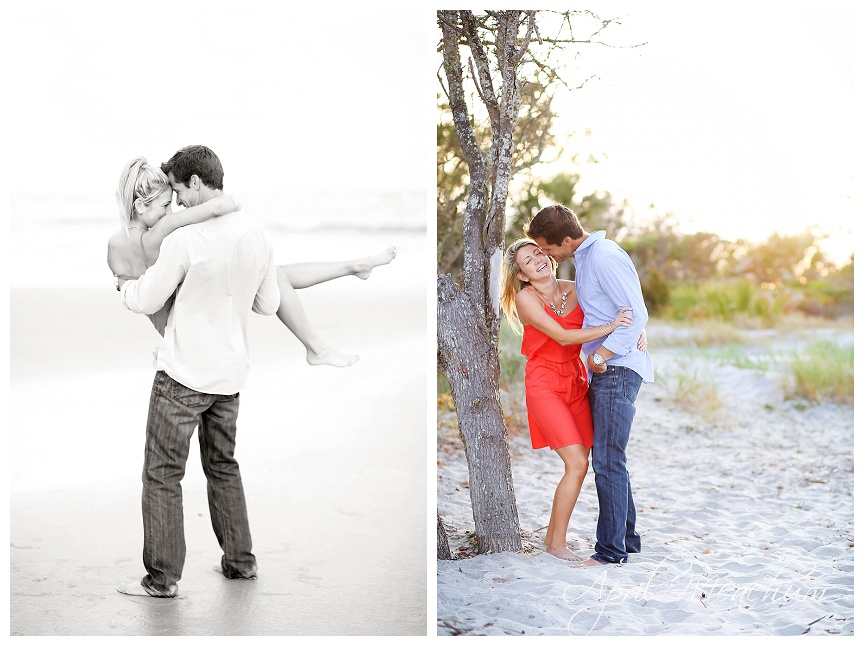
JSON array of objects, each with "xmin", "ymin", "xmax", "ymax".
[
  {"xmin": 306, "ymin": 346, "xmax": 359, "ymax": 368},
  {"xmin": 571, "ymin": 557, "xmax": 604, "ymax": 568},
  {"xmin": 544, "ymin": 545, "xmax": 582, "ymax": 562},
  {"xmin": 353, "ymin": 247, "xmax": 397, "ymax": 280}
]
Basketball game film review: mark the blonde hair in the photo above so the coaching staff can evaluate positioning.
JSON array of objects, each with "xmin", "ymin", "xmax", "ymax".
[
  {"xmin": 500, "ymin": 238, "xmax": 557, "ymax": 335},
  {"xmin": 115, "ymin": 157, "xmax": 170, "ymax": 236}
]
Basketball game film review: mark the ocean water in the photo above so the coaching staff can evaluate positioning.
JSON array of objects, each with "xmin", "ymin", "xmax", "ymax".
[{"xmin": 9, "ymin": 189, "xmax": 426, "ymax": 289}]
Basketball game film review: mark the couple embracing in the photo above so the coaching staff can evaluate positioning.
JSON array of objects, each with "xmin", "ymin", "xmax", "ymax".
[
  {"xmin": 108, "ymin": 145, "xmax": 395, "ymax": 597},
  {"xmin": 501, "ymin": 205, "xmax": 654, "ymax": 566}
]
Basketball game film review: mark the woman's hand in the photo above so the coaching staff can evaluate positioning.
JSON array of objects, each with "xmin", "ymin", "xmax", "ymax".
[
  {"xmin": 613, "ymin": 306, "xmax": 633, "ymax": 329},
  {"xmin": 637, "ymin": 329, "xmax": 648, "ymax": 352}
]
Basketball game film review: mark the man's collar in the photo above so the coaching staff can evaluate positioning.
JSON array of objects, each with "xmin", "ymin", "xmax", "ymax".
[{"xmin": 573, "ymin": 230, "xmax": 606, "ymax": 256}]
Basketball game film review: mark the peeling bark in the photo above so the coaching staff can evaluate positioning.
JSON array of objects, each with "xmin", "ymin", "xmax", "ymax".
[
  {"xmin": 436, "ymin": 9, "xmax": 536, "ymax": 555},
  {"xmin": 437, "ymin": 512, "xmax": 452, "ymax": 560},
  {"xmin": 437, "ymin": 272, "xmax": 520, "ymax": 553}
]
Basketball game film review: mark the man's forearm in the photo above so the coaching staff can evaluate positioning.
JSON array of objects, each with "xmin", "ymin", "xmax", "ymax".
[
  {"xmin": 595, "ymin": 345, "xmax": 615, "ymax": 361},
  {"xmin": 121, "ymin": 270, "xmax": 182, "ymax": 315}
]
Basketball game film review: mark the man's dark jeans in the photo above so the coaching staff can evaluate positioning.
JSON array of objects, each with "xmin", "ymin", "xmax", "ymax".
[
  {"xmin": 588, "ymin": 365, "xmax": 642, "ymax": 564},
  {"xmin": 141, "ymin": 371, "xmax": 257, "ymax": 594}
]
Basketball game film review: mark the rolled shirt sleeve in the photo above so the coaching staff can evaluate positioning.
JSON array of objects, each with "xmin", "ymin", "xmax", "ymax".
[
  {"xmin": 122, "ymin": 232, "xmax": 189, "ymax": 315},
  {"xmin": 252, "ymin": 246, "xmax": 280, "ymax": 315}
]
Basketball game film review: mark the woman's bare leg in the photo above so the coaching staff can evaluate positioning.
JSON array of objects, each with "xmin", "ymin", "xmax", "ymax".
[
  {"xmin": 276, "ymin": 270, "xmax": 359, "ymax": 367},
  {"xmin": 278, "ymin": 247, "xmax": 397, "ymax": 289},
  {"xmin": 543, "ymin": 443, "xmax": 590, "ymax": 561}
]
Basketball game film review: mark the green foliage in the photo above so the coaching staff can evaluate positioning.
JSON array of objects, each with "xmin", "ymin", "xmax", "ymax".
[
  {"xmin": 666, "ymin": 283, "xmax": 701, "ymax": 321},
  {"xmin": 786, "ymin": 341, "xmax": 854, "ymax": 403},
  {"xmin": 497, "ymin": 321, "xmax": 526, "ymax": 392},
  {"xmin": 689, "ymin": 346, "xmax": 776, "ymax": 371},
  {"xmin": 665, "ymin": 363, "xmax": 722, "ymax": 414},
  {"xmin": 662, "ymin": 280, "xmax": 802, "ymax": 325},
  {"xmin": 437, "ymin": 76, "xmax": 559, "ymax": 281},
  {"xmin": 734, "ymin": 231, "xmax": 827, "ymax": 286},
  {"xmin": 641, "ymin": 267, "xmax": 671, "ymax": 314},
  {"xmin": 794, "ymin": 259, "xmax": 854, "ymax": 318}
]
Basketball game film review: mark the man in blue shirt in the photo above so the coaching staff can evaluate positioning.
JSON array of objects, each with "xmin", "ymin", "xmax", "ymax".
[{"xmin": 527, "ymin": 204, "xmax": 653, "ymax": 566}]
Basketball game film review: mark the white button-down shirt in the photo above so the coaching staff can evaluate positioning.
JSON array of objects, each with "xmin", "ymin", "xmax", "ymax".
[{"xmin": 122, "ymin": 211, "xmax": 280, "ymax": 394}]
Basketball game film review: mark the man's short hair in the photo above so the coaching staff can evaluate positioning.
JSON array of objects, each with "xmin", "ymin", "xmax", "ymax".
[
  {"xmin": 525, "ymin": 204, "xmax": 584, "ymax": 246},
  {"xmin": 161, "ymin": 145, "xmax": 224, "ymax": 190}
]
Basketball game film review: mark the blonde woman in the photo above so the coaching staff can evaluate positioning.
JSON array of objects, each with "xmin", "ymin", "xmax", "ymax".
[
  {"xmin": 501, "ymin": 238, "xmax": 644, "ymax": 561},
  {"xmin": 107, "ymin": 157, "xmax": 396, "ymax": 367}
]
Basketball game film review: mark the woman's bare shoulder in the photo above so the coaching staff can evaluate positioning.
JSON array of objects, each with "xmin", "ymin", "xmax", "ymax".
[
  {"xmin": 514, "ymin": 286, "xmax": 542, "ymax": 310},
  {"xmin": 514, "ymin": 286, "xmax": 534, "ymax": 302}
]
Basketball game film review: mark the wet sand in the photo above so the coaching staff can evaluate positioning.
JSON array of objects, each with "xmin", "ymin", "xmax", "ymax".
[{"xmin": 10, "ymin": 285, "xmax": 426, "ymax": 636}]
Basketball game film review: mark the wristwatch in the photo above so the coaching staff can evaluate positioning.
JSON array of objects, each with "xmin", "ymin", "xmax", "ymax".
[{"xmin": 591, "ymin": 352, "xmax": 605, "ymax": 366}]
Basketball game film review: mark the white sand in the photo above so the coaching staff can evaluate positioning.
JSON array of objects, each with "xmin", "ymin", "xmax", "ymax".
[
  {"xmin": 437, "ymin": 325, "xmax": 854, "ymax": 636},
  {"xmin": 10, "ymin": 247, "xmax": 427, "ymax": 635}
]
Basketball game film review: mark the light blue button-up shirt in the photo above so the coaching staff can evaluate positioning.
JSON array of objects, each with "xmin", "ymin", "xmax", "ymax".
[{"xmin": 573, "ymin": 231, "xmax": 654, "ymax": 383}]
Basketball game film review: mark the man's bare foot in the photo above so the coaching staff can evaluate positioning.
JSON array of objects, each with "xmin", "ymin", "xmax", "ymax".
[
  {"xmin": 545, "ymin": 545, "xmax": 582, "ymax": 562},
  {"xmin": 306, "ymin": 346, "xmax": 359, "ymax": 367},
  {"xmin": 353, "ymin": 247, "xmax": 397, "ymax": 279},
  {"xmin": 570, "ymin": 557, "xmax": 604, "ymax": 568}
]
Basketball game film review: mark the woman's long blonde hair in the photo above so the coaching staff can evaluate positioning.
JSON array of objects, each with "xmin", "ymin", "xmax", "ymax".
[
  {"xmin": 500, "ymin": 238, "xmax": 557, "ymax": 335},
  {"xmin": 115, "ymin": 157, "xmax": 170, "ymax": 236}
]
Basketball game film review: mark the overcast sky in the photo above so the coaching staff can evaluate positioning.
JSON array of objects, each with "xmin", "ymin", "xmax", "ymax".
[
  {"xmin": 5, "ymin": 3, "xmax": 858, "ymax": 263},
  {"xmin": 6, "ymin": 2, "xmax": 427, "ymax": 195},
  {"xmin": 539, "ymin": 1, "xmax": 857, "ymax": 262}
]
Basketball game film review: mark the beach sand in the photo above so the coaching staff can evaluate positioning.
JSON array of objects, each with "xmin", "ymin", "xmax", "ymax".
[
  {"xmin": 437, "ymin": 325, "xmax": 854, "ymax": 636},
  {"xmin": 10, "ymin": 280, "xmax": 426, "ymax": 636}
]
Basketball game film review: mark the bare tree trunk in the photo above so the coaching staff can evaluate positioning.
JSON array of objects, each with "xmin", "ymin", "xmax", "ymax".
[
  {"xmin": 436, "ymin": 10, "xmax": 525, "ymax": 554},
  {"xmin": 437, "ymin": 512, "xmax": 452, "ymax": 560},
  {"xmin": 437, "ymin": 272, "xmax": 521, "ymax": 553}
]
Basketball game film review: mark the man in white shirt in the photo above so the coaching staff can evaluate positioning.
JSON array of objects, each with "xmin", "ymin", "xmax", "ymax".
[{"xmin": 118, "ymin": 145, "xmax": 280, "ymax": 598}]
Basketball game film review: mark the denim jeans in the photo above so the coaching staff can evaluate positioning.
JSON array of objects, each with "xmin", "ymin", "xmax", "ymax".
[
  {"xmin": 141, "ymin": 371, "xmax": 257, "ymax": 594},
  {"xmin": 588, "ymin": 365, "xmax": 642, "ymax": 564}
]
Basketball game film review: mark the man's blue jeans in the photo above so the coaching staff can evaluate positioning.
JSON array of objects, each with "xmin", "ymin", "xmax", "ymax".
[
  {"xmin": 141, "ymin": 371, "xmax": 257, "ymax": 594},
  {"xmin": 588, "ymin": 365, "xmax": 642, "ymax": 564}
]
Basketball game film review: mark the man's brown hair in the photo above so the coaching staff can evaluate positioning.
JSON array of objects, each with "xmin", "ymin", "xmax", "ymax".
[
  {"xmin": 524, "ymin": 204, "xmax": 584, "ymax": 245},
  {"xmin": 161, "ymin": 145, "xmax": 224, "ymax": 190}
]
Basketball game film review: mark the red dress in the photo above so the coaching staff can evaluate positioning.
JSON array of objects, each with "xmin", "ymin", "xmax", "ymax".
[{"xmin": 522, "ymin": 300, "xmax": 594, "ymax": 451}]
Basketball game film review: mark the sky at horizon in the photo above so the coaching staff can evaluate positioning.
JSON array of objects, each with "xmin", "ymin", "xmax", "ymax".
[
  {"xmin": 5, "ymin": 4, "xmax": 858, "ymax": 265},
  {"xmin": 531, "ymin": 2, "xmax": 857, "ymax": 265},
  {"xmin": 5, "ymin": 3, "xmax": 427, "ymax": 197}
]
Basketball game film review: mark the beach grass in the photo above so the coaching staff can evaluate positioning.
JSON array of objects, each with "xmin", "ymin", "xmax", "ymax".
[
  {"xmin": 785, "ymin": 341, "xmax": 854, "ymax": 403},
  {"xmin": 688, "ymin": 346, "xmax": 777, "ymax": 371},
  {"xmin": 774, "ymin": 312, "xmax": 854, "ymax": 332},
  {"xmin": 664, "ymin": 362, "xmax": 722, "ymax": 414},
  {"xmin": 648, "ymin": 319, "xmax": 746, "ymax": 348}
]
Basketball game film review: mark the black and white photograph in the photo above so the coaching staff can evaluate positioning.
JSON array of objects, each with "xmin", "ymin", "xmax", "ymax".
[{"xmin": 8, "ymin": 2, "xmax": 427, "ymax": 636}]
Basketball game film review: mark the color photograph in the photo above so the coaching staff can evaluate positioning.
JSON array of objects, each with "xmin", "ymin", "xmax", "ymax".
[{"xmin": 436, "ymin": 5, "xmax": 855, "ymax": 636}]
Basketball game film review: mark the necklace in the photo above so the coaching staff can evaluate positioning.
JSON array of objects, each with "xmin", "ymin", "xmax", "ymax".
[
  {"xmin": 541, "ymin": 283, "xmax": 567, "ymax": 316},
  {"xmin": 128, "ymin": 225, "xmax": 147, "ymax": 232}
]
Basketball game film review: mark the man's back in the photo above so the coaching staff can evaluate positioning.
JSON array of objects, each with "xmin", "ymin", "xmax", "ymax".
[{"xmin": 124, "ymin": 211, "xmax": 280, "ymax": 394}]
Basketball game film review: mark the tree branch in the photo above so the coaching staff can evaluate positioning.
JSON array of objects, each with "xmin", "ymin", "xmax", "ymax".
[
  {"xmin": 439, "ymin": 10, "xmax": 489, "ymax": 306},
  {"xmin": 460, "ymin": 10, "xmax": 501, "ymax": 128}
]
